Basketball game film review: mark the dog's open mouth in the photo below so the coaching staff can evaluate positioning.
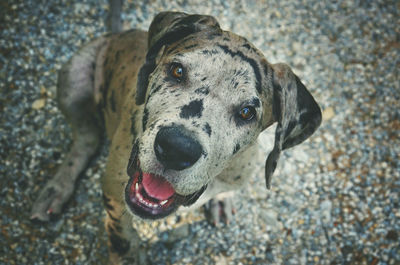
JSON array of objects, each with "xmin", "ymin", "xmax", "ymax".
[
  {"xmin": 125, "ymin": 165, "xmax": 178, "ymax": 219},
  {"xmin": 125, "ymin": 143, "xmax": 207, "ymax": 219}
]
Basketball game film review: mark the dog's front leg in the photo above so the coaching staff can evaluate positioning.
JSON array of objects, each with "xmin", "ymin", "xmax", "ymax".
[
  {"xmin": 102, "ymin": 147, "xmax": 147, "ymax": 265},
  {"xmin": 102, "ymin": 190, "xmax": 147, "ymax": 265},
  {"xmin": 204, "ymin": 192, "xmax": 236, "ymax": 226}
]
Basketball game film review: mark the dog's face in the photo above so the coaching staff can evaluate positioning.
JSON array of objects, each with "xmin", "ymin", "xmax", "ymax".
[{"xmin": 125, "ymin": 12, "xmax": 321, "ymax": 219}]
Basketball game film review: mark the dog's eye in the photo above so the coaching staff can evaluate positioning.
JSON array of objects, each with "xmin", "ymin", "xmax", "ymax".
[
  {"xmin": 170, "ymin": 63, "xmax": 184, "ymax": 79},
  {"xmin": 238, "ymin": 106, "xmax": 256, "ymax": 120}
]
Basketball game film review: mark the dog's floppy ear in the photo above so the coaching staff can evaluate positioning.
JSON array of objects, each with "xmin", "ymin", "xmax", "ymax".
[
  {"xmin": 264, "ymin": 63, "xmax": 322, "ymax": 189},
  {"xmin": 136, "ymin": 12, "xmax": 221, "ymax": 105}
]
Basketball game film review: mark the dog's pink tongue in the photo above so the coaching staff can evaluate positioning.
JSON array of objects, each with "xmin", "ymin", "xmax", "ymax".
[{"xmin": 142, "ymin": 173, "xmax": 175, "ymax": 200}]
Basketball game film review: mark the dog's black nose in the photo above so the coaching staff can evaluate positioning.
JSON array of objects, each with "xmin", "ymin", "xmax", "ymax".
[{"xmin": 154, "ymin": 126, "xmax": 203, "ymax": 171}]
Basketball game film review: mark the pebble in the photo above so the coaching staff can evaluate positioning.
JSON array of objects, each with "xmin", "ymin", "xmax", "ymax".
[{"xmin": 322, "ymin": 107, "xmax": 335, "ymax": 121}]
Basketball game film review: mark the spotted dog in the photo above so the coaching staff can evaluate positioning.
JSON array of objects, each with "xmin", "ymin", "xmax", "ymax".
[{"xmin": 31, "ymin": 12, "xmax": 322, "ymax": 264}]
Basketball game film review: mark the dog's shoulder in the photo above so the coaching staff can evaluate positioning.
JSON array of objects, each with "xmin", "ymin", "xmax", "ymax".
[{"xmin": 99, "ymin": 29, "xmax": 148, "ymax": 136}]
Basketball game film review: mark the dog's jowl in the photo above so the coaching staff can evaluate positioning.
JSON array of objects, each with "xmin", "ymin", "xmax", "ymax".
[{"xmin": 31, "ymin": 12, "xmax": 321, "ymax": 264}]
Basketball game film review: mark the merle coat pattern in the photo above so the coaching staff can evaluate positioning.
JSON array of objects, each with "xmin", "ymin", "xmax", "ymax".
[{"xmin": 31, "ymin": 12, "xmax": 321, "ymax": 264}]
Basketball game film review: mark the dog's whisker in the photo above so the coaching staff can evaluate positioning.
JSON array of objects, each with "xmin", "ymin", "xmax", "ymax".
[{"xmin": 121, "ymin": 209, "xmax": 128, "ymax": 217}]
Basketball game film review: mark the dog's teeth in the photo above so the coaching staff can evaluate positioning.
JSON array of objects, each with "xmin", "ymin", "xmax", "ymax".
[
  {"xmin": 135, "ymin": 183, "xmax": 139, "ymax": 190},
  {"xmin": 160, "ymin": 200, "xmax": 168, "ymax": 206},
  {"xmin": 136, "ymin": 192, "xmax": 143, "ymax": 201}
]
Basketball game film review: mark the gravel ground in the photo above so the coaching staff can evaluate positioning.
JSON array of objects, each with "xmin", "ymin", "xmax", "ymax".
[{"xmin": 1, "ymin": 0, "xmax": 399, "ymax": 264}]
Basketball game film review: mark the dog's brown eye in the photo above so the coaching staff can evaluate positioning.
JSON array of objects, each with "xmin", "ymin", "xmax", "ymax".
[
  {"xmin": 170, "ymin": 64, "xmax": 184, "ymax": 79},
  {"xmin": 239, "ymin": 106, "xmax": 256, "ymax": 120}
]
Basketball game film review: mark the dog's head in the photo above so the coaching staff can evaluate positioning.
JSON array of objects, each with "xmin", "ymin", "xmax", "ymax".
[{"xmin": 125, "ymin": 12, "xmax": 321, "ymax": 219}]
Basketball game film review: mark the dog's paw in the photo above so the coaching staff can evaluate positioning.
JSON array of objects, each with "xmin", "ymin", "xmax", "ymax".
[
  {"xmin": 30, "ymin": 181, "xmax": 74, "ymax": 221},
  {"xmin": 204, "ymin": 197, "xmax": 236, "ymax": 226},
  {"xmin": 120, "ymin": 252, "xmax": 147, "ymax": 265},
  {"xmin": 110, "ymin": 246, "xmax": 147, "ymax": 265}
]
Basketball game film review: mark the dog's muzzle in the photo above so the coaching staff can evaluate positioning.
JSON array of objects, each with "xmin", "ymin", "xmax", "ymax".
[{"xmin": 125, "ymin": 141, "xmax": 206, "ymax": 219}]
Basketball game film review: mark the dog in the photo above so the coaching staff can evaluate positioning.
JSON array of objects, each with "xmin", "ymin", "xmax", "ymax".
[{"xmin": 31, "ymin": 11, "xmax": 322, "ymax": 264}]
